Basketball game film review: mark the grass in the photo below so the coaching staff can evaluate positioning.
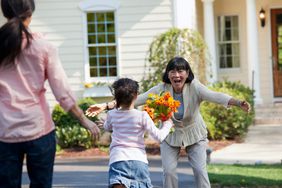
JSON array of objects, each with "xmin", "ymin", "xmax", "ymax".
[{"xmin": 208, "ymin": 164, "xmax": 282, "ymax": 187}]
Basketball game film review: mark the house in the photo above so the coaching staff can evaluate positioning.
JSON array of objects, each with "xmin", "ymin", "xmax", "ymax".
[{"xmin": 0, "ymin": 0, "xmax": 281, "ymax": 108}]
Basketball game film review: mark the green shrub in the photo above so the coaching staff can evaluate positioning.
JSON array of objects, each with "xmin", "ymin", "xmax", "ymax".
[
  {"xmin": 200, "ymin": 80, "xmax": 255, "ymax": 140},
  {"xmin": 52, "ymin": 98, "xmax": 98, "ymax": 149}
]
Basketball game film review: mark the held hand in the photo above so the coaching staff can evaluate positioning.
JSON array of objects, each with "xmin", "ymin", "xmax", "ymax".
[
  {"xmin": 164, "ymin": 118, "xmax": 173, "ymax": 124},
  {"xmin": 240, "ymin": 101, "xmax": 251, "ymax": 113},
  {"xmin": 85, "ymin": 103, "xmax": 106, "ymax": 117},
  {"xmin": 163, "ymin": 118, "xmax": 175, "ymax": 133}
]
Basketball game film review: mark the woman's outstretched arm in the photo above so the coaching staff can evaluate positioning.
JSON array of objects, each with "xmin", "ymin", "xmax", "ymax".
[{"xmin": 85, "ymin": 100, "xmax": 116, "ymax": 117}]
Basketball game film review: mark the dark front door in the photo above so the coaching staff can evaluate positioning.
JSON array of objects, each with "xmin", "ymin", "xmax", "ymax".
[{"xmin": 271, "ymin": 9, "xmax": 282, "ymax": 97}]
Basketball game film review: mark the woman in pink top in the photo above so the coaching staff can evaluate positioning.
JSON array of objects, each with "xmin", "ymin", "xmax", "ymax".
[
  {"xmin": 0, "ymin": 0, "xmax": 100, "ymax": 187},
  {"xmin": 104, "ymin": 78, "xmax": 173, "ymax": 188}
]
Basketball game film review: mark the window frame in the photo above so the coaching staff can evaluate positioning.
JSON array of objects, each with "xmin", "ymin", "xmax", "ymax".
[
  {"xmin": 216, "ymin": 14, "xmax": 241, "ymax": 71},
  {"xmin": 79, "ymin": 0, "xmax": 120, "ymax": 83}
]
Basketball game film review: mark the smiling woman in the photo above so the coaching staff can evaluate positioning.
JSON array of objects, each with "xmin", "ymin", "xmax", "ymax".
[
  {"xmin": 163, "ymin": 57, "xmax": 193, "ymax": 94},
  {"xmin": 86, "ymin": 56, "xmax": 251, "ymax": 188}
]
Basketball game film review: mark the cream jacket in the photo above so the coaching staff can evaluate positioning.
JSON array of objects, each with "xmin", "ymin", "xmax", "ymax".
[{"xmin": 135, "ymin": 79, "xmax": 232, "ymax": 147}]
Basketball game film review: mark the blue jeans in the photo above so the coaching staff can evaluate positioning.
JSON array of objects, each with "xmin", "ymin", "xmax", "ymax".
[{"xmin": 0, "ymin": 131, "xmax": 56, "ymax": 188}]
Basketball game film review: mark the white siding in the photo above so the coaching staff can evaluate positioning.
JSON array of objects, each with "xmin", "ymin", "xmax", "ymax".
[
  {"xmin": 0, "ymin": 0, "xmax": 174, "ymax": 107},
  {"xmin": 117, "ymin": 0, "xmax": 173, "ymax": 80},
  {"xmin": 31, "ymin": 0, "xmax": 85, "ymax": 108}
]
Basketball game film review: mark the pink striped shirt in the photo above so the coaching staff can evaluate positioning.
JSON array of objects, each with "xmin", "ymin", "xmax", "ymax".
[
  {"xmin": 104, "ymin": 108, "xmax": 172, "ymax": 164},
  {"xmin": 0, "ymin": 32, "xmax": 76, "ymax": 143}
]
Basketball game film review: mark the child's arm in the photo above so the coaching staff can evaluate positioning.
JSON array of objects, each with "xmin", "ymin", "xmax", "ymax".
[
  {"xmin": 143, "ymin": 111, "xmax": 173, "ymax": 142},
  {"xmin": 103, "ymin": 113, "xmax": 112, "ymax": 131}
]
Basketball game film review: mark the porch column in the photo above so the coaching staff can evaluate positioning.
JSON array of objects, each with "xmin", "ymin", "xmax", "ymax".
[
  {"xmin": 173, "ymin": 0, "xmax": 197, "ymax": 30},
  {"xmin": 246, "ymin": 0, "xmax": 262, "ymax": 104},
  {"xmin": 202, "ymin": 0, "xmax": 217, "ymax": 83}
]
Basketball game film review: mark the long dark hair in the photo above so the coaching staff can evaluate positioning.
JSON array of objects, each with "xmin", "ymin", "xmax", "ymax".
[
  {"xmin": 0, "ymin": 0, "xmax": 35, "ymax": 66},
  {"xmin": 162, "ymin": 57, "xmax": 194, "ymax": 84},
  {"xmin": 111, "ymin": 78, "xmax": 139, "ymax": 108}
]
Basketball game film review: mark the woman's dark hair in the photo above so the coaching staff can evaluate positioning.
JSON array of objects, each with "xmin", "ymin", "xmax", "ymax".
[
  {"xmin": 162, "ymin": 56, "xmax": 194, "ymax": 84},
  {"xmin": 112, "ymin": 78, "xmax": 139, "ymax": 108},
  {"xmin": 0, "ymin": 0, "xmax": 35, "ymax": 66}
]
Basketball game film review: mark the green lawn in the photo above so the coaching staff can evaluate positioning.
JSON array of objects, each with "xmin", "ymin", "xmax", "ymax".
[{"xmin": 208, "ymin": 164, "xmax": 282, "ymax": 187}]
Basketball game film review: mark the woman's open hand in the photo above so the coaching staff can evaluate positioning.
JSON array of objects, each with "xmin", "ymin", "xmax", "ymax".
[
  {"xmin": 228, "ymin": 98, "xmax": 251, "ymax": 113},
  {"xmin": 85, "ymin": 103, "xmax": 106, "ymax": 117},
  {"xmin": 240, "ymin": 101, "xmax": 251, "ymax": 113}
]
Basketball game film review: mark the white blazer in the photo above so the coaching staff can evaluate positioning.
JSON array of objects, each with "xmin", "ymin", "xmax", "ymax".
[{"xmin": 136, "ymin": 79, "xmax": 232, "ymax": 147}]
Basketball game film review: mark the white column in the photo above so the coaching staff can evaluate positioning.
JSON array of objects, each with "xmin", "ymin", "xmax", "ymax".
[
  {"xmin": 173, "ymin": 0, "xmax": 197, "ymax": 30},
  {"xmin": 246, "ymin": 0, "xmax": 262, "ymax": 105},
  {"xmin": 202, "ymin": 0, "xmax": 217, "ymax": 83}
]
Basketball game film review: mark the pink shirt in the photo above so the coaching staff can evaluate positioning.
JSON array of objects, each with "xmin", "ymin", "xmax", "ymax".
[
  {"xmin": 0, "ymin": 32, "xmax": 76, "ymax": 143},
  {"xmin": 104, "ymin": 109, "xmax": 172, "ymax": 164}
]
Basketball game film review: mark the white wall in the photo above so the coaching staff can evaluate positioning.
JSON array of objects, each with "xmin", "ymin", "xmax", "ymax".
[
  {"xmin": 117, "ymin": 0, "xmax": 173, "ymax": 80},
  {"xmin": 0, "ymin": 0, "xmax": 174, "ymax": 108},
  {"xmin": 29, "ymin": 0, "xmax": 86, "ymax": 107},
  {"xmin": 30, "ymin": 0, "xmax": 174, "ymax": 107}
]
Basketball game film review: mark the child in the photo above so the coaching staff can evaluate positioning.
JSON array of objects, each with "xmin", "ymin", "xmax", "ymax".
[{"xmin": 104, "ymin": 78, "xmax": 173, "ymax": 188}]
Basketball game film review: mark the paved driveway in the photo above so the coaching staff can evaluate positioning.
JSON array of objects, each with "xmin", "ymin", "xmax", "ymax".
[{"xmin": 22, "ymin": 156, "xmax": 195, "ymax": 188}]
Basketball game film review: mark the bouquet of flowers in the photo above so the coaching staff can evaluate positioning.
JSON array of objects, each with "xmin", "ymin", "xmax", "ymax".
[{"xmin": 144, "ymin": 91, "xmax": 180, "ymax": 128}]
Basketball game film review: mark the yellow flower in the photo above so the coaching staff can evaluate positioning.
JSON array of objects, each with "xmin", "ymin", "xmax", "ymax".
[{"xmin": 84, "ymin": 83, "xmax": 94, "ymax": 88}]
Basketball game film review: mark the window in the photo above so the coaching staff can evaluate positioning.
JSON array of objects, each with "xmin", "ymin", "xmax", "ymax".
[
  {"xmin": 87, "ymin": 12, "xmax": 117, "ymax": 77},
  {"xmin": 217, "ymin": 16, "xmax": 240, "ymax": 69}
]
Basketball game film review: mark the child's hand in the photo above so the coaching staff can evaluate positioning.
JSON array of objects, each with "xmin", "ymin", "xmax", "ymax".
[
  {"xmin": 165, "ymin": 118, "xmax": 173, "ymax": 124},
  {"xmin": 164, "ymin": 119, "xmax": 175, "ymax": 133},
  {"xmin": 163, "ymin": 118, "xmax": 174, "ymax": 128}
]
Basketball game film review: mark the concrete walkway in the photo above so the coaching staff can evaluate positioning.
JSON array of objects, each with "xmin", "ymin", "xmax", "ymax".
[
  {"xmin": 210, "ymin": 123, "xmax": 282, "ymax": 164},
  {"xmin": 22, "ymin": 156, "xmax": 195, "ymax": 188},
  {"xmin": 21, "ymin": 123, "xmax": 282, "ymax": 187}
]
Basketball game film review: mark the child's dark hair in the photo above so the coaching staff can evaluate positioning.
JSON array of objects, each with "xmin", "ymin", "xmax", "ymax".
[{"xmin": 112, "ymin": 78, "xmax": 139, "ymax": 108}]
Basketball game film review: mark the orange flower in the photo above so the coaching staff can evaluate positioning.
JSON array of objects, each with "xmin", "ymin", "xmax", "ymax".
[{"xmin": 144, "ymin": 92, "xmax": 180, "ymax": 129}]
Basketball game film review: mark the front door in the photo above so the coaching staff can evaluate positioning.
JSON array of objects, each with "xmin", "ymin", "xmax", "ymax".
[{"xmin": 271, "ymin": 9, "xmax": 282, "ymax": 97}]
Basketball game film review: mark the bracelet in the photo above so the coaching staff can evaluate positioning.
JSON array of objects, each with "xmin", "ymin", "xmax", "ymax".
[{"xmin": 106, "ymin": 102, "xmax": 109, "ymax": 110}]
